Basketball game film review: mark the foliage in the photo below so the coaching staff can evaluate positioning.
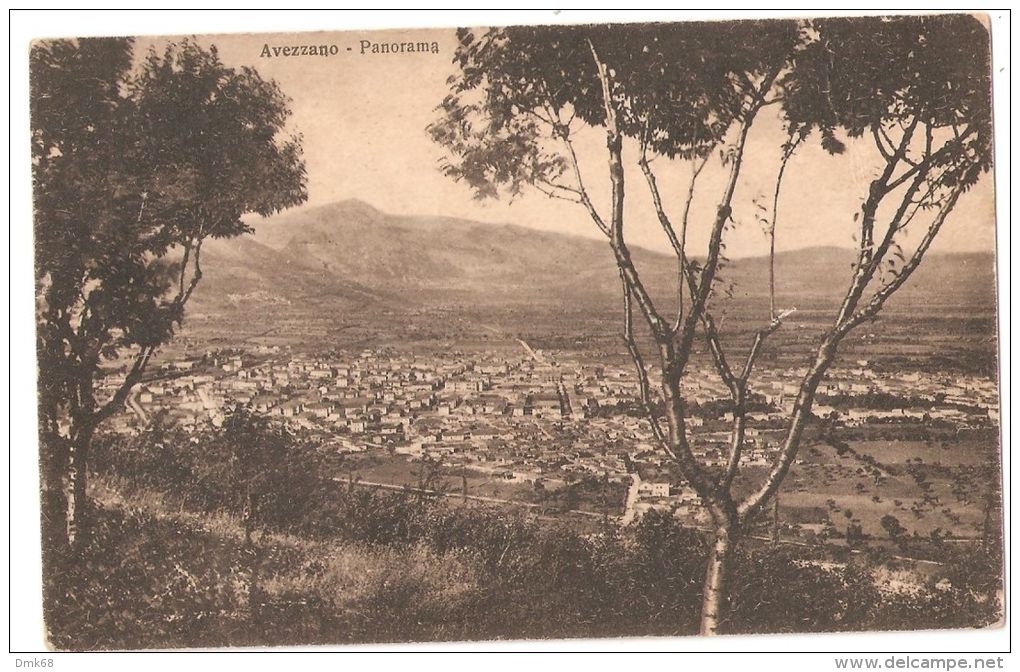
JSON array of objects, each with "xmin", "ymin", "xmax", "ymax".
[
  {"xmin": 201, "ymin": 407, "xmax": 324, "ymax": 535},
  {"xmin": 729, "ymin": 546, "xmax": 880, "ymax": 634},
  {"xmin": 32, "ymin": 36, "xmax": 307, "ymax": 546},
  {"xmin": 59, "ymin": 418, "xmax": 1003, "ymax": 648},
  {"xmin": 33, "ymin": 37, "xmax": 306, "ymax": 399},
  {"xmin": 881, "ymin": 514, "xmax": 907, "ymax": 542},
  {"xmin": 431, "ymin": 15, "xmax": 991, "ymax": 211},
  {"xmin": 786, "ymin": 15, "xmax": 991, "ymax": 180},
  {"xmin": 429, "ymin": 21, "xmax": 800, "ymax": 198}
]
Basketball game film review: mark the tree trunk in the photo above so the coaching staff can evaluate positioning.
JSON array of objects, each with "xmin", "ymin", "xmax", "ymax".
[
  {"xmin": 64, "ymin": 425, "xmax": 93, "ymax": 551},
  {"xmin": 771, "ymin": 493, "xmax": 781, "ymax": 547},
  {"xmin": 39, "ymin": 429, "xmax": 69, "ymax": 547},
  {"xmin": 700, "ymin": 524, "xmax": 737, "ymax": 636},
  {"xmin": 242, "ymin": 492, "xmax": 254, "ymax": 547}
]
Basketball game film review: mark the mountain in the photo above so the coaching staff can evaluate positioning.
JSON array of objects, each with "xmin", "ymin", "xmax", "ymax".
[
  {"xmin": 242, "ymin": 199, "xmax": 627, "ymax": 302},
  {"xmin": 189, "ymin": 199, "xmax": 996, "ymax": 335}
]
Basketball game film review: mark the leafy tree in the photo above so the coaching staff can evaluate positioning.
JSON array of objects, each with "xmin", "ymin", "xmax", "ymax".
[
  {"xmin": 881, "ymin": 514, "xmax": 908, "ymax": 551},
  {"xmin": 32, "ymin": 37, "xmax": 307, "ymax": 550},
  {"xmin": 430, "ymin": 15, "xmax": 991, "ymax": 633},
  {"xmin": 202, "ymin": 407, "xmax": 318, "ymax": 540},
  {"xmin": 846, "ymin": 522, "xmax": 867, "ymax": 548}
]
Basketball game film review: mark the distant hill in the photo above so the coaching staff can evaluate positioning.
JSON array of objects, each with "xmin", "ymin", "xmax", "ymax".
[
  {"xmin": 242, "ymin": 199, "xmax": 625, "ymax": 302},
  {"xmin": 192, "ymin": 199, "xmax": 996, "ymax": 322}
]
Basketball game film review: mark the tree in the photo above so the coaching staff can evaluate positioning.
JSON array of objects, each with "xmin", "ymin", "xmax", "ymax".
[
  {"xmin": 32, "ymin": 37, "xmax": 308, "ymax": 551},
  {"xmin": 430, "ymin": 15, "xmax": 991, "ymax": 634},
  {"xmin": 203, "ymin": 408, "xmax": 314, "ymax": 542},
  {"xmin": 881, "ymin": 514, "xmax": 908, "ymax": 552}
]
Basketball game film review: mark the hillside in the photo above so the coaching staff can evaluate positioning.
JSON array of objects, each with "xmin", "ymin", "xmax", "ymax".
[
  {"xmin": 188, "ymin": 200, "xmax": 996, "ymax": 341},
  {"xmin": 241, "ymin": 199, "xmax": 625, "ymax": 302}
]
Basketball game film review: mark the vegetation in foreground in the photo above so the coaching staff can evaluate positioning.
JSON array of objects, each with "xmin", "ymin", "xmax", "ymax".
[{"xmin": 42, "ymin": 410, "xmax": 1001, "ymax": 650}]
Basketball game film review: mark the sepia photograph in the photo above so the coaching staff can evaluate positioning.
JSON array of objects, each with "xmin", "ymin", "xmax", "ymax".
[{"xmin": 15, "ymin": 8, "xmax": 1007, "ymax": 657}]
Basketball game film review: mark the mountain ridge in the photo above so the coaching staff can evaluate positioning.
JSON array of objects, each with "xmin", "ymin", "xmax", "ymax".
[
  {"xmin": 244, "ymin": 198, "xmax": 995, "ymax": 264},
  {"xmin": 194, "ymin": 199, "xmax": 996, "ymax": 318}
]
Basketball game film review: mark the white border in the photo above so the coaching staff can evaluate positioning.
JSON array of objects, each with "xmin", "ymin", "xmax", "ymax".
[{"xmin": 6, "ymin": 8, "xmax": 1012, "ymax": 665}]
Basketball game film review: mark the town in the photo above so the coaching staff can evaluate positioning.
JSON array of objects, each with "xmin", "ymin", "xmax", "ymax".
[{"xmin": 98, "ymin": 339, "xmax": 1000, "ymax": 533}]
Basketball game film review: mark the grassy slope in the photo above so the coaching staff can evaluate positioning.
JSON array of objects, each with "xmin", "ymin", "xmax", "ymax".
[
  {"xmin": 46, "ymin": 476, "xmax": 518, "ymax": 650},
  {"xmin": 42, "ymin": 470, "xmax": 1001, "ymax": 650}
]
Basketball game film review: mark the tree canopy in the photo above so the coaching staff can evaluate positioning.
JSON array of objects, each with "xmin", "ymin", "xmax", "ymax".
[
  {"xmin": 33, "ymin": 37, "xmax": 307, "ymax": 429},
  {"xmin": 31, "ymin": 36, "xmax": 308, "ymax": 548},
  {"xmin": 430, "ymin": 15, "xmax": 991, "ymax": 201},
  {"xmin": 786, "ymin": 15, "xmax": 991, "ymax": 187},
  {"xmin": 430, "ymin": 20, "xmax": 802, "ymax": 199}
]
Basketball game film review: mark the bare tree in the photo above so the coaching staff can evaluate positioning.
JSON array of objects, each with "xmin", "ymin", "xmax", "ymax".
[{"xmin": 430, "ymin": 15, "xmax": 991, "ymax": 634}]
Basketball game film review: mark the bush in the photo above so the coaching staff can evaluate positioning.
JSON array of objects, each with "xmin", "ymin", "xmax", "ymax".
[{"xmin": 55, "ymin": 412, "xmax": 1001, "ymax": 648}]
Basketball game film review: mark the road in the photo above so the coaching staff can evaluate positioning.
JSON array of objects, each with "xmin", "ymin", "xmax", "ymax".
[
  {"xmin": 620, "ymin": 474, "xmax": 641, "ymax": 526},
  {"xmin": 515, "ymin": 338, "xmax": 547, "ymax": 365},
  {"xmin": 333, "ymin": 476, "xmax": 608, "ymax": 519},
  {"xmin": 477, "ymin": 323, "xmax": 547, "ymax": 365}
]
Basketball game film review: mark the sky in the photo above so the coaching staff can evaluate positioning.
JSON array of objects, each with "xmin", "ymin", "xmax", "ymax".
[{"xmin": 136, "ymin": 25, "xmax": 996, "ymax": 259}]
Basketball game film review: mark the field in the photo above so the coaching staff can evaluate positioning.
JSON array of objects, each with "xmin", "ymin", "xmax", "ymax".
[{"xmin": 768, "ymin": 434, "xmax": 999, "ymax": 544}]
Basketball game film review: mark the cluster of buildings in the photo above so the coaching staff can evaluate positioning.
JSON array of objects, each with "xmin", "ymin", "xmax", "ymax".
[{"xmin": 99, "ymin": 344, "xmax": 999, "ymax": 526}]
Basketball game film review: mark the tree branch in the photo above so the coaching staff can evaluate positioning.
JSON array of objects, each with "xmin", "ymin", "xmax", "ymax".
[
  {"xmin": 742, "ymin": 166, "xmax": 973, "ymax": 524},
  {"xmin": 556, "ymin": 125, "xmax": 610, "ymax": 238},
  {"xmin": 836, "ymin": 120, "xmax": 951, "ymax": 330},
  {"xmin": 834, "ymin": 114, "xmax": 921, "ymax": 326},
  {"xmin": 884, "ymin": 124, "xmax": 975, "ymax": 194},
  {"xmin": 721, "ymin": 403, "xmax": 747, "ymax": 493},
  {"xmin": 637, "ymin": 135, "xmax": 714, "ymax": 332},
  {"xmin": 705, "ymin": 310, "xmax": 789, "ymax": 494},
  {"xmin": 848, "ymin": 181, "xmax": 967, "ymax": 328},
  {"xmin": 737, "ymin": 335, "xmax": 838, "ymax": 523},
  {"xmin": 178, "ymin": 239, "xmax": 193, "ymax": 299},
  {"xmin": 93, "ymin": 342, "xmax": 157, "ymax": 425},
  {"xmin": 673, "ymin": 65, "xmax": 780, "ymax": 360},
  {"xmin": 871, "ymin": 122, "xmax": 895, "ymax": 162},
  {"xmin": 620, "ymin": 270, "xmax": 668, "ymax": 448},
  {"xmin": 636, "ymin": 124, "xmax": 791, "ymax": 501},
  {"xmin": 588, "ymin": 39, "xmax": 667, "ymax": 339},
  {"xmin": 93, "ymin": 227, "xmax": 209, "ymax": 425},
  {"xmin": 638, "ymin": 137, "xmax": 686, "ymax": 260},
  {"xmin": 675, "ymin": 152, "xmax": 714, "ymax": 329},
  {"xmin": 769, "ymin": 132, "xmax": 800, "ymax": 321},
  {"xmin": 674, "ymin": 108, "xmax": 759, "ymax": 365},
  {"xmin": 534, "ymin": 181, "xmax": 582, "ymax": 204},
  {"xmin": 178, "ymin": 238, "xmax": 204, "ymax": 308}
]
